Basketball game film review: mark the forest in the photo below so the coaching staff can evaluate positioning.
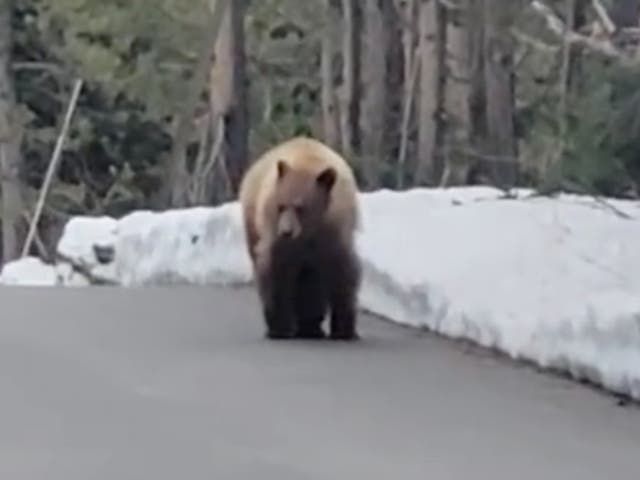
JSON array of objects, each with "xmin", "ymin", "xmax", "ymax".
[{"xmin": 1, "ymin": 0, "xmax": 639, "ymax": 264}]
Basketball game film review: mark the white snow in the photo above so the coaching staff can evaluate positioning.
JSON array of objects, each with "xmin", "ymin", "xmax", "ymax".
[
  {"xmin": 356, "ymin": 187, "xmax": 640, "ymax": 399},
  {"xmin": 114, "ymin": 204, "xmax": 251, "ymax": 286},
  {"xmin": 0, "ymin": 256, "xmax": 60, "ymax": 286},
  {"xmin": 57, "ymin": 215, "xmax": 119, "ymax": 283},
  {"xmin": 0, "ymin": 256, "xmax": 91, "ymax": 286},
  {"xmin": 2, "ymin": 185, "xmax": 640, "ymax": 401}
]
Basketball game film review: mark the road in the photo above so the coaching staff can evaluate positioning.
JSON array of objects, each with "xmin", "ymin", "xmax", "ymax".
[{"xmin": 0, "ymin": 286, "xmax": 639, "ymax": 480}]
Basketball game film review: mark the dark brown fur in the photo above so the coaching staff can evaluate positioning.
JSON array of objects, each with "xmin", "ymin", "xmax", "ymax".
[{"xmin": 256, "ymin": 224, "xmax": 361, "ymax": 340}]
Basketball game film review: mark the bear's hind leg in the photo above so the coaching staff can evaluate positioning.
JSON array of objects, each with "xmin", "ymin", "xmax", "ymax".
[
  {"xmin": 294, "ymin": 266, "xmax": 328, "ymax": 339},
  {"xmin": 327, "ymin": 247, "xmax": 361, "ymax": 341}
]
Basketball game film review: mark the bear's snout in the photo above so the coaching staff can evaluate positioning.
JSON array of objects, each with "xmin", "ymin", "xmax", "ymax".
[{"xmin": 277, "ymin": 209, "xmax": 301, "ymax": 239}]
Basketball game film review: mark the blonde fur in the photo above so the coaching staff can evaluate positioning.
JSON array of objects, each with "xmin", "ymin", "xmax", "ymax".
[{"xmin": 239, "ymin": 136, "xmax": 359, "ymax": 261}]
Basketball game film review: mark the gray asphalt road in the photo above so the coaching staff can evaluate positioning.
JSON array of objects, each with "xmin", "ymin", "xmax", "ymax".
[{"xmin": 0, "ymin": 286, "xmax": 639, "ymax": 480}]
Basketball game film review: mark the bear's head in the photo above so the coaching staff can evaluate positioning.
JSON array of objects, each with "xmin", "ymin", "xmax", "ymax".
[{"xmin": 272, "ymin": 159, "xmax": 337, "ymax": 241}]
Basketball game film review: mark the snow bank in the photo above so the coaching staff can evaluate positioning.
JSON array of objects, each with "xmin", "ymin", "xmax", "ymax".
[
  {"xmin": 0, "ymin": 257, "xmax": 61, "ymax": 286},
  {"xmin": 3, "ymin": 184, "xmax": 640, "ymax": 401},
  {"xmin": 356, "ymin": 188, "xmax": 640, "ymax": 400},
  {"xmin": 0, "ymin": 256, "xmax": 89, "ymax": 286},
  {"xmin": 57, "ymin": 215, "xmax": 119, "ymax": 283},
  {"xmin": 114, "ymin": 204, "xmax": 251, "ymax": 286}
]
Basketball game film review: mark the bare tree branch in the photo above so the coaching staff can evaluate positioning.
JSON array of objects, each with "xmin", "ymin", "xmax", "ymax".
[
  {"xmin": 591, "ymin": 0, "xmax": 616, "ymax": 35},
  {"xmin": 21, "ymin": 79, "xmax": 83, "ymax": 259},
  {"xmin": 529, "ymin": 0, "xmax": 637, "ymax": 63}
]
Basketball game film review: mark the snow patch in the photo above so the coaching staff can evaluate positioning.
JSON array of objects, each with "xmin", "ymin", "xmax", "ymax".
[
  {"xmin": 0, "ymin": 256, "xmax": 92, "ymax": 287},
  {"xmin": 57, "ymin": 216, "xmax": 119, "ymax": 283},
  {"xmin": 0, "ymin": 256, "xmax": 61, "ymax": 286}
]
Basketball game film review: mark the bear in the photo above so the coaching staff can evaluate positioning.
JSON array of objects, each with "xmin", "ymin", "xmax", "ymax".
[{"xmin": 238, "ymin": 136, "xmax": 361, "ymax": 341}]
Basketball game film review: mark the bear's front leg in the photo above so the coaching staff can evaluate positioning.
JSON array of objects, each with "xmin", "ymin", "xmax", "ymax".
[
  {"xmin": 294, "ymin": 265, "xmax": 328, "ymax": 339},
  {"xmin": 259, "ymin": 278, "xmax": 297, "ymax": 340},
  {"xmin": 258, "ymin": 246, "xmax": 297, "ymax": 340},
  {"xmin": 327, "ymin": 248, "xmax": 361, "ymax": 341}
]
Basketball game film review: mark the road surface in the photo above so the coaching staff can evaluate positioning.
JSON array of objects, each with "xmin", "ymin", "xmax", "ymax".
[{"xmin": 0, "ymin": 286, "xmax": 639, "ymax": 480}]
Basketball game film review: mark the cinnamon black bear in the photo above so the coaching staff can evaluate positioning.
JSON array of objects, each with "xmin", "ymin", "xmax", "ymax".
[{"xmin": 238, "ymin": 136, "xmax": 361, "ymax": 340}]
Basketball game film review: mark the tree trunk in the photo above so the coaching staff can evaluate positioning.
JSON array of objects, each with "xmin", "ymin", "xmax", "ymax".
[
  {"xmin": 159, "ymin": 0, "xmax": 229, "ymax": 208},
  {"xmin": 384, "ymin": 1, "xmax": 406, "ymax": 187},
  {"xmin": 415, "ymin": 0, "xmax": 446, "ymax": 186},
  {"xmin": 213, "ymin": 0, "xmax": 248, "ymax": 197},
  {"xmin": 441, "ymin": 0, "xmax": 474, "ymax": 186},
  {"xmin": 0, "ymin": 0, "xmax": 24, "ymax": 264},
  {"xmin": 321, "ymin": 0, "xmax": 341, "ymax": 149},
  {"xmin": 397, "ymin": 0, "xmax": 418, "ymax": 94},
  {"xmin": 339, "ymin": 0, "xmax": 362, "ymax": 158},
  {"xmin": 395, "ymin": 0, "xmax": 418, "ymax": 188},
  {"xmin": 483, "ymin": 0, "xmax": 518, "ymax": 188},
  {"xmin": 468, "ymin": 0, "xmax": 486, "ymax": 148},
  {"xmin": 358, "ymin": 0, "xmax": 390, "ymax": 188},
  {"xmin": 554, "ymin": 0, "xmax": 576, "ymax": 175},
  {"xmin": 220, "ymin": 0, "xmax": 249, "ymax": 194}
]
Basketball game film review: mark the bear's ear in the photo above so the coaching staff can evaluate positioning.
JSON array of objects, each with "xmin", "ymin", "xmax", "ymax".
[
  {"xmin": 316, "ymin": 167, "xmax": 337, "ymax": 193},
  {"xmin": 277, "ymin": 160, "xmax": 289, "ymax": 180}
]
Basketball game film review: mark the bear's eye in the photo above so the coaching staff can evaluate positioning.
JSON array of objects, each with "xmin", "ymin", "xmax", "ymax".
[
  {"xmin": 295, "ymin": 205, "xmax": 305, "ymax": 216},
  {"xmin": 277, "ymin": 205, "xmax": 286, "ymax": 214}
]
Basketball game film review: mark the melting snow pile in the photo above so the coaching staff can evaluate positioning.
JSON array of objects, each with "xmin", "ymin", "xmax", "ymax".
[{"xmin": 2, "ymin": 185, "xmax": 640, "ymax": 400}]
